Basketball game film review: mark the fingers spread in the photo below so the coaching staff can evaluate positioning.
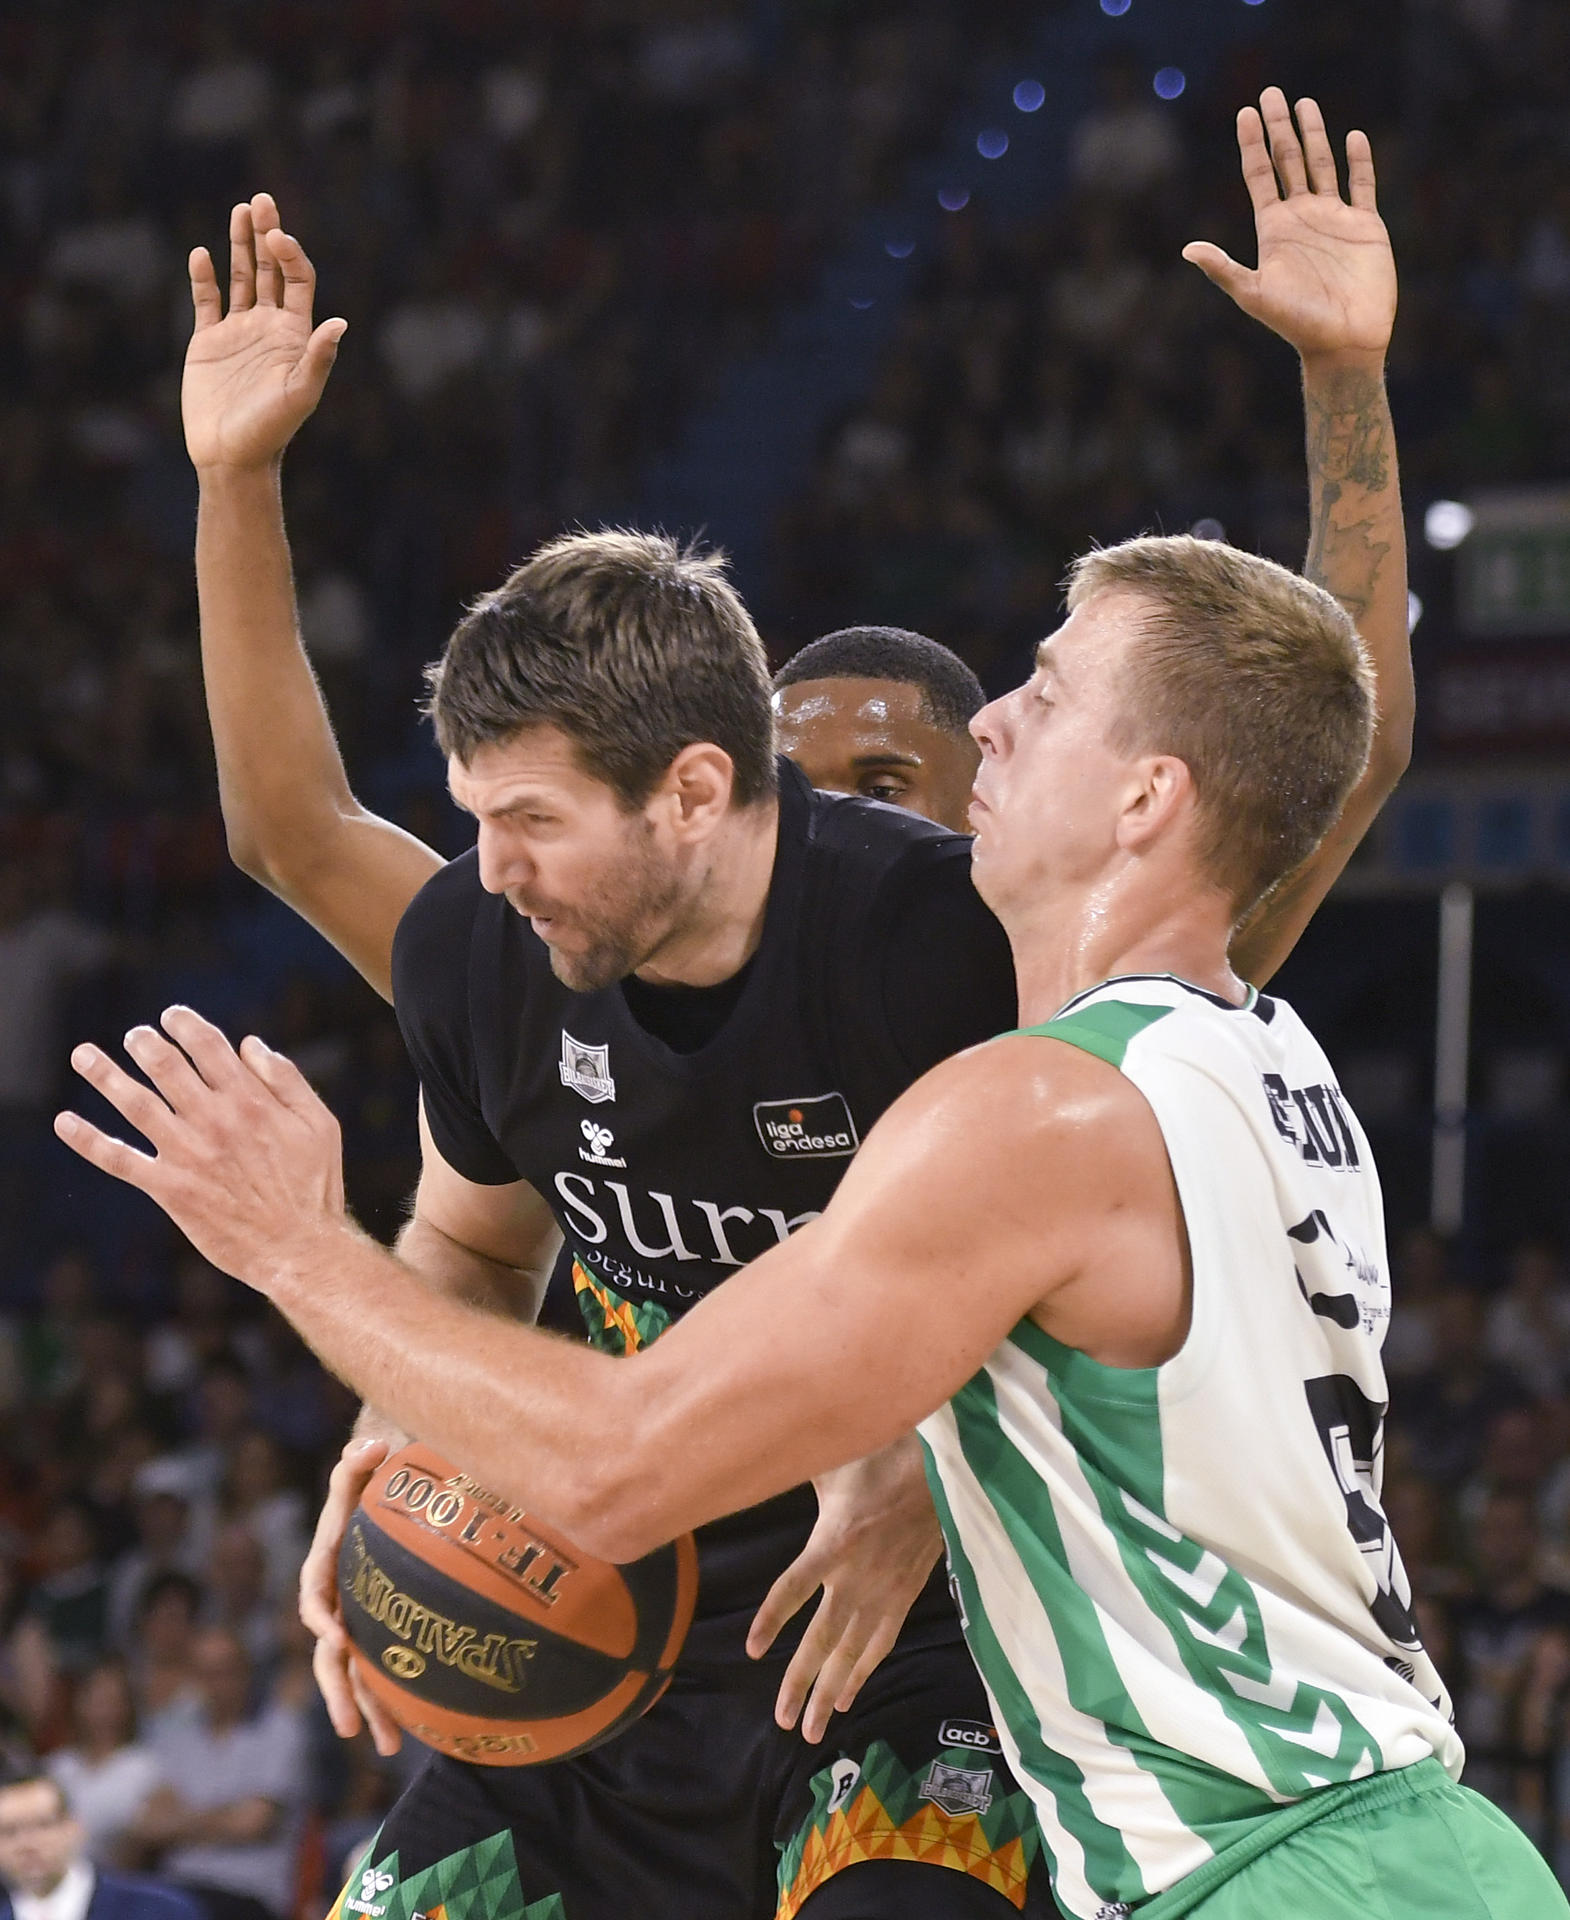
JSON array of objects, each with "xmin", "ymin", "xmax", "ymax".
[
  {"xmin": 239, "ymin": 1032, "xmax": 326, "ymax": 1118},
  {"xmin": 1234, "ymin": 105, "xmax": 1279, "ymax": 213},
  {"xmin": 1181, "ymin": 241, "xmax": 1254, "ymax": 303},
  {"xmin": 1345, "ymin": 129, "xmax": 1378, "ymax": 211},
  {"xmin": 54, "ymin": 1109, "xmax": 161, "ymax": 1190},
  {"xmin": 160, "ymin": 1005, "xmax": 247, "ymax": 1092},
  {"xmin": 1294, "ymin": 96, "xmax": 1340, "ymax": 196},
  {"xmin": 66, "ymin": 1043, "xmax": 179, "ymax": 1147},
  {"xmin": 797, "ymin": 1621, "xmax": 862, "ymax": 1743},
  {"xmin": 228, "ymin": 202, "xmax": 256, "ymax": 311},
  {"xmin": 747, "ymin": 1556, "xmax": 820, "ymax": 1660},
  {"xmin": 189, "ymin": 247, "xmax": 222, "ymax": 329},
  {"xmin": 302, "ymin": 317, "xmax": 349, "ymax": 387},
  {"xmin": 1259, "ymin": 85, "xmax": 1308, "ymax": 197},
  {"xmin": 124, "ymin": 1024, "xmax": 210, "ymax": 1113},
  {"xmin": 834, "ymin": 1619, "xmax": 901, "ymax": 1713}
]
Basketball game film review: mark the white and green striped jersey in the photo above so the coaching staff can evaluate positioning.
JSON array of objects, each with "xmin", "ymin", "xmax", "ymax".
[{"xmin": 917, "ymin": 975, "xmax": 1462, "ymax": 1920}]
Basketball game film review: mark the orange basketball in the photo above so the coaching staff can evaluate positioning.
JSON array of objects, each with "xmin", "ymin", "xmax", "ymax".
[{"xmin": 337, "ymin": 1441, "xmax": 698, "ymax": 1766}]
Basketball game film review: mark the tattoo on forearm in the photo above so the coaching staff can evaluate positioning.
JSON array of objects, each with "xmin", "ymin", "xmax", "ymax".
[{"xmin": 1304, "ymin": 366, "xmax": 1394, "ymax": 623}]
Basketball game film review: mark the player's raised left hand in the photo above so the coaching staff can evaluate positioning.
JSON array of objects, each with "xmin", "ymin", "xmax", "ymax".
[
  {"xmin": 55, "ymin": 1006, "xmax": 351, "ymax": 1285},
  {"xmin": 747, "ymin": 1435, "xmax": 943, "ymax": 1743},
  {"xmin": 1182, "ymin": 88, "xmax": 1395, "ymax": 364}
]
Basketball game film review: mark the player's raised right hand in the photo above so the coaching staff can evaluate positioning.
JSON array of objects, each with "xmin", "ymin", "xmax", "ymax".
[
  {"xmin": 183, "ymin": 193, "xmax": 347, "ymax": 473},
  {"xmin": 299, "ymin": 1433, "xmax": 404, "ymax": 1755}
]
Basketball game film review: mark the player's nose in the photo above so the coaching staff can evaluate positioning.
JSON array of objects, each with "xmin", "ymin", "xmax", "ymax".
[
  {"xmin": 970, "ymin": 693, "xmax": 1006, "ymax": 756},
  {"xmin": 475, "ymin": 822, "xmax": 532, "ymax": 895}
]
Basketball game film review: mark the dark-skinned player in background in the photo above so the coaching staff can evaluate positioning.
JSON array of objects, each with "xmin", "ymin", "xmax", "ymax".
[
  {"xmin": 772, "ymin": 629, "xmax": 984, "ymax": 831},
  {"xmin": 167, "ymin": 92, "xmax": 1411, "ymax": 1920}
]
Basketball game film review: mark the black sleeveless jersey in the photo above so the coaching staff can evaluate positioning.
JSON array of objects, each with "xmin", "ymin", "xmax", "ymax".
[{"xmin": 392, "ymin": 758, "xmax": 1016, "ymax": 1661}]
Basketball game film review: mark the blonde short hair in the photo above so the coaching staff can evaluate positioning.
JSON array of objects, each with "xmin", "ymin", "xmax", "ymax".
[{"xmin": 1067, "ymin": 534, "xmax": 1375, "ymax": 917}]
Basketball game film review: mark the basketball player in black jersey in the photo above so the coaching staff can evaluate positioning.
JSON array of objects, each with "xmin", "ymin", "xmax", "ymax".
[
  {"xmin": 772, "ymin": 629, "xmax": 983, "ymax": 831},
  {"xmin": 139, "ymin": 89, "xmax": 1409, "ymax": 1920}
]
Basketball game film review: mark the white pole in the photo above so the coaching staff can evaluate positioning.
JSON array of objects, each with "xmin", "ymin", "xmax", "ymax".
[{"xmin": 1430, "ymin": 882, "xmax": 1474, "ymax": 1236}]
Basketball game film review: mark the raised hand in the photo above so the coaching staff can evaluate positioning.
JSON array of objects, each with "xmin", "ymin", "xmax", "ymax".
[
  {"xmin": 1182, "ymin": 88, "xmax": 1395, "ymax": 364},
  {"xmin": 183, "ymin": 193, "xmax": 348, "ymax": 472},
  {"xmin": 55, "ymin": 1004, "xmax": 350, "ymax": 1285}
]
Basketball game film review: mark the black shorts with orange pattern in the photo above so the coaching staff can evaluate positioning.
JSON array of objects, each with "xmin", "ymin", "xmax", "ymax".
[{"xmin": 330, "ymin": 1634, "xmax": 1061, "ymax": 1920}]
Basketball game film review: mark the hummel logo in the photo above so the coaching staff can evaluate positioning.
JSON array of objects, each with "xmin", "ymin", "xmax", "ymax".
[
  {"xmin": 346, "ymin": 1869, "xmax": 395, "ymax": 1917},
  {"xmin": 579, "ymin": 1119, "xmax": 626, "ymax": 1169}
]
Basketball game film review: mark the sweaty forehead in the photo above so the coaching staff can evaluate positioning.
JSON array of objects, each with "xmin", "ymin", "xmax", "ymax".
[{"xmin": 774, "ymin": 676, "xmax": 937, "ymax": 745}]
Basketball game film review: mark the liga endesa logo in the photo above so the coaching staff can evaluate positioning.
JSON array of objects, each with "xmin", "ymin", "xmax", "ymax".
[{"xmin": 752, "ymin": 1093, "xmax": 859, "ymax": 1160}]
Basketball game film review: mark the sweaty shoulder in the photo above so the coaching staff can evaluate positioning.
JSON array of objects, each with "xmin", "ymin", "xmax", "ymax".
[{"xmin": 849, "ymin": 1031, "xmax": 1184, "ymax": 1363}]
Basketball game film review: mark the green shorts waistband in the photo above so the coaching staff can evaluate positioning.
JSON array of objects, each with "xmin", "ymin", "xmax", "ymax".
[{"xmin": 1134, "ymin": 1758, "xmax": 1454, "ymax": 1920}]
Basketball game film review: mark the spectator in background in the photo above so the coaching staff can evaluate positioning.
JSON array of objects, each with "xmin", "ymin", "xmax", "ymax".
[
  {"xmin": 142, "ymin": 1265, "xmax": 262, "ymax": 1404},
  {"xmin": 138, "ymin": 1630, "xmax": 305, "ymax": 1920},
  {"xmin": 18, "ymin": 1511, "xmax": 107, "ymax": 1682},
  {"xmin": 0, "ymin": 1765, "xmax": 200, "ymax": 1920},
  {"xmin": 0, "ymin": 864, "xmax": 111, "ymax": 1129},
  {"xmin": 46, "ymin": 1664, "xmax": 160, "ymax": 1870},
  {"xmin": 1380, "ymin": 1225, "xmax": 1451, "ymax": 1383},
  {"xmin": 169, "ymin": 1367, "xmax": 251, "ymax": 1513},
  {"xmin": 106, "ymin": 1468, "xmax": 205, "ymax": 1658},
  {"xmin": 1463, "ymin": 1399, "xmax": 1552, "ymax": 1509},
  {"xmin": 1068, "ymin": 53, "xmax": 1185, "ymax": 202},
  {"xmin": 1450, "ymin": 1490, "xmax": 1570, "ymax": 1841},
  {"xmin": 1397, "ymin": 1284, "xmax": 1530, "ymax": 1483},
  {"xmin": 214, "ymin": 1441, "xmax": 302, "ymax": 1616},
  {"xmin": 125, "ymin": 1581, "xmax": 201, "ymax": 1739},
  {"xmin": 1486, "ymin": 1238, "xmax": 1570, "ymax": 1402},
  {"xmin": 199, "ymin": 1531, "xmax": 275, "ymax": 1681}
]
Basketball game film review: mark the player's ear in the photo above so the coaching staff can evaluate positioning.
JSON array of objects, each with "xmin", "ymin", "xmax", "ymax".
[
  {"xmin": 659, "ymin": 742, "xmax": 738, "ymax": 838},
  {"xmin": 1116, "ymin": 754, "xmax": 1193, "ymax": 853}
]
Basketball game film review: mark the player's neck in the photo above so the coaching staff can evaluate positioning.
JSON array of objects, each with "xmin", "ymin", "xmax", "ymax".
[
  {"xmin": 1009, "ymin": 871, "xmax": 1243, "ymax": 1026},
  {"xmin": 633, "ymin": 795, "xmax": 781, "ymax": 989}
]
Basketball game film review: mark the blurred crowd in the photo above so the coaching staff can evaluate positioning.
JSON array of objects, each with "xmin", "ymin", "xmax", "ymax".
[
  {"xmin": 0, "ymin": 0, "xmax": 1569, "ymax": 1904},
  {"xmin": 0, "ymin": 1248, "xmax": 406, "ymax": 1917},
  {"xmin": 777, "ymin": 0, "xmax": 1570, "ymax": 686}
]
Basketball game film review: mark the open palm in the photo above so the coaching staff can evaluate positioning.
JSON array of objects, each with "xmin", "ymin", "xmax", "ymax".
[
  {"xmin": 1184, "ymin": 90, "xmax": 1396, "ymax": 361},
  {"xmin": 182, "ymin": 194, "xmax": 347, "ymax": 472}
]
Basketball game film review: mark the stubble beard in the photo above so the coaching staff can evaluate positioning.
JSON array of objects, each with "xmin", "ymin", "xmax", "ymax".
[{"xmin": 539, "ymin": 834, "xmax": 684, "ymax": 994}]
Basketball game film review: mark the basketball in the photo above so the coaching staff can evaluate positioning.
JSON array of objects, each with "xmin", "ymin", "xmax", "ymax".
[{"xmin": 337, "ymin": 1441, "xmax": 698, "ymax": 1767}]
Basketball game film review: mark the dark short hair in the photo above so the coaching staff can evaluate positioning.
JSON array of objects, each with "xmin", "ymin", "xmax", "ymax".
[
  {"xmin": 773, "ymin": 627, "xmax": 984, "ymax": 736},
  {"xmin": 0, "ymin": 1763, "xmax": 67, "ymax": 1811},
  {"xmin": 425, "ymin": 530, "xmax": 777, "ymax": 809}
]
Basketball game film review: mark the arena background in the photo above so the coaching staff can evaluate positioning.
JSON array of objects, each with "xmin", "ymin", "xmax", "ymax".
[{"xmin": 1, "ymin": 0, "xmax": 1569, "ymax": 1905}]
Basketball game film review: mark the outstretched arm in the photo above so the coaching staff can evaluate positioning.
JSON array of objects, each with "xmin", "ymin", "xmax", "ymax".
[
  {"xmin": 56, "ymin": 1011, "xmax": 1165, "ymax": 1562},
  {"xmin": 1185, "ymin": 92, "xmax": 1411, "ymax": 985},
  {"xmin": 187, "ymin": 195, "xmax": 441, "ymax": 1001}
]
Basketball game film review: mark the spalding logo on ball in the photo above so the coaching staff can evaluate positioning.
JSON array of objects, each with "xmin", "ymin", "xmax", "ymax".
[{"xmin": 337, "ymin": 1441, "xmax": 698, "ymax": 1766}]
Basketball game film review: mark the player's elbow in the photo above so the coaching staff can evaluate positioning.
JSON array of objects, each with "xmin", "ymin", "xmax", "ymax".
[{"xmin": 222, "ymin": 814, "xmax": 275, "ymax": 885}]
